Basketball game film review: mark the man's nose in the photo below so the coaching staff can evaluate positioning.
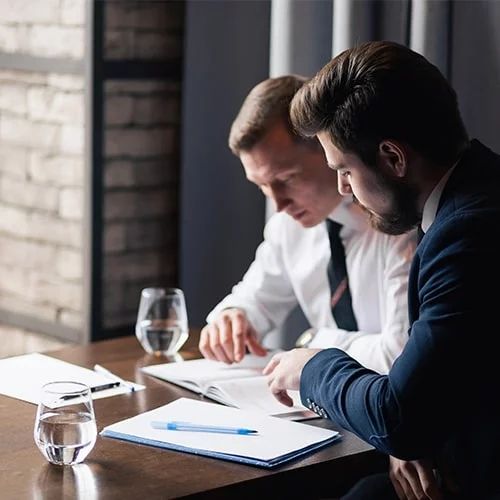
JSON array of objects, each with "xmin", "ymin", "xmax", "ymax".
[
  {"xmin": 274, "ymin": 196, "xmax": 290, "ymax": 212},
  {"xmin": 270, "ymin": 188, "xmax": 289, "ymax": 212},
  {"xmin": 337, "ymin": 173, "xmax": 352, "ymax": 196}
]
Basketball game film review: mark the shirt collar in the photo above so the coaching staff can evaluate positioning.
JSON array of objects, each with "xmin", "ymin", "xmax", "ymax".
[
  {"xmin": 421, "ymin": 162, "xmax": 458, "ymax": 233},
  {"xmin": 328, "ymin": 196, "xmax": 369, "ymax": 231}
]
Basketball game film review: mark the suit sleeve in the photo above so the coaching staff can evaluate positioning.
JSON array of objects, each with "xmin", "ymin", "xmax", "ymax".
[{"xmin": 300, "ymin": 213, "xmax": 496, "ymax": 459}]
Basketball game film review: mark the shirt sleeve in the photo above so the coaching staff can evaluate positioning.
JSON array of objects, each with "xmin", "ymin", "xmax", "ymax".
[
  {"xmin": 205, "ymin": 214, "xmax": 299, "ymax": 337},
  {"xmin": 308, "ymin": 229, "xmax": 416, "ymax": 374}
]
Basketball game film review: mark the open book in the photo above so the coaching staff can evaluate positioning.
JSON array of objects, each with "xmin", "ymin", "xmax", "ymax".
[
  {"xmin": 141, "ymin": 352, "xmax": 317, "ymax": 420},
  {"xmin": 101, "ymin": 398, "xmax": 339, "ymax": 468}
]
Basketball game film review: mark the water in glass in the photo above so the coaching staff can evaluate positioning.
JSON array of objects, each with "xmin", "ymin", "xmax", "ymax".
[
  {"xmin": 34, "ymin": 381, "xmax": 97, "ymax": 466},
  {"xmin": 137, "ymin": 319, "xmax": 188, "ymax": 356},
  {"xmin": 136, "ymin": 287, "xmax": 189, "ymax": 356},
  {"xmin": 35, "ymin": 411, "xmax": 97, "ymax": 465}
]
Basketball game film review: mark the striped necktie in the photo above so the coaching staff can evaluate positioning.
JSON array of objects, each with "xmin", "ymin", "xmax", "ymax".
[{"xmin": 326, "ymin": 219, "xmax": 358, "ymax": 331}]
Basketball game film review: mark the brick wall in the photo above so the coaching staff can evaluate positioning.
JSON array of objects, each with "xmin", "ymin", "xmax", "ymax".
[
  {"xmin": 103, "ymin": 1, "xmax": 184, "ymax": 329},
  {"xmin": 0, "ymin": 1, "xmax": 85, "ymax": 337},
  {"xmin": 0, "ymin": 1, "xmax": 184, "ymax": 340},
  {"xmin": 102, "ymin": 80, "xmax": 181, "ymax": 329},
  {"xmin": 101, "ymin": 1, "xmax": 184, "ymax": 332},
  {"xmin": 105, "ymin": 1, "xmax": 183, "ymax": 60},
  {"xmin": 0, "ymin": 1, "xmax": 84, "ymax": 58}
]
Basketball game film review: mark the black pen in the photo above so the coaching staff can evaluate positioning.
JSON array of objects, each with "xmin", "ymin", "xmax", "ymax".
[
  {"xmin": 90, "ymin": 381, "xmax": 121, "ymax": 392},
  {"xmin": 93, "ymin": 364, "xmax": 136, "ymax": 392},
  {"xmin": 61, "ymin": 381, "xmax": 120, "ymax": 400}
]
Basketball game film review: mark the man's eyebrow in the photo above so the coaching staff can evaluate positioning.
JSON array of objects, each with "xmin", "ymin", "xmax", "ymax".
[
  {"xmin": 327, "ymin": 162, "xmax": 344, "ymax": 171},
  {"xmin": 248, "ymin": 167, "xmax": 297, "ymax": 184}
]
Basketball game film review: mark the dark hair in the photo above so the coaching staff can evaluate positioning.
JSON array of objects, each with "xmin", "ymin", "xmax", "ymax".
[
  {"xmin": 229, "ymin": 75, "xmax": 319, "ymax": 155},
  {"xmin": 290, "ymin": 41, "xmax": 468, "ymax": 166}
]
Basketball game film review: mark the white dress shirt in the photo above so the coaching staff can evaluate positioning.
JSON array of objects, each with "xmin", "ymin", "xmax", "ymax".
[
  {"xmin": 421, "ymin": 163, "xmax": 457, "ymax": 233},
  {"xmin": 206, "ymin": 198, "xmax": 417, "ymax": 374}
]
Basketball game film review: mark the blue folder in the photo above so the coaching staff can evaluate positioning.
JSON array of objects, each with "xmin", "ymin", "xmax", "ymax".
[{"xmin": 100, "ymin": 397, "xmax": 341, "ymax": 468}]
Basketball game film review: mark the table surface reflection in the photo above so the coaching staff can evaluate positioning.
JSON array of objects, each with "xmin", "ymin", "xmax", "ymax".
[{"xmin": 0, "ymin": 332, "xmax": 386, "ymax": 499}]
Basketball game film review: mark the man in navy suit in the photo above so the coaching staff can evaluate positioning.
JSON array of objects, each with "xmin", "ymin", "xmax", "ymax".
[{"xmin": 263, "ymin": 41, "xmax": 500, "ymax": 499}]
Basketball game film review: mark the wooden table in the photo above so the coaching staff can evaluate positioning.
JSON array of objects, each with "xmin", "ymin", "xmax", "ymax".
[{"xmin": 0, "ymin": 333, "xmax": 387, "ymax": 499}]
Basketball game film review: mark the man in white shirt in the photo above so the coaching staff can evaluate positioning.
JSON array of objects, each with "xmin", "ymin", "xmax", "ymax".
[{"xmin": 199, "ymin": 75, "xmax": 416, "ymax": 374}]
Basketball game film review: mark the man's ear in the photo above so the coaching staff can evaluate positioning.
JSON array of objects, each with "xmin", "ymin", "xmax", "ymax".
[{"xmin": 377, "ymin": 140, "xmax": 408, "ymax": 178}]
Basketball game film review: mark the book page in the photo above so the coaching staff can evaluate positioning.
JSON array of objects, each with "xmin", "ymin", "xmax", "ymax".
[
  {"xmin": 207, "ymin": 376, "xmax": 317, "ymax": 420},
  {"xmin": 141, "ymin": 352, "xmax": 278, "ymax": 394}
]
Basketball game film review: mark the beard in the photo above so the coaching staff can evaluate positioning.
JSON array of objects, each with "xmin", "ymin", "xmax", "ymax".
[{"xmin": 352, "ymin": 176, "xmax": 421, "ymax": 235}]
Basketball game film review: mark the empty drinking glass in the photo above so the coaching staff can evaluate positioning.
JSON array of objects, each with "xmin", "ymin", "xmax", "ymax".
[
  {"xmin": 34, "ymin": 381, "xmax": 97, "ymax": 466},
  {"xmin": 135, "ymin": 287, "xmax": 189, "ymax": 357}
]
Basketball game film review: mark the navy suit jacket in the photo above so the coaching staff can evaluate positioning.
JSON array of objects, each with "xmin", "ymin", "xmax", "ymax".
[{"xmin": 301, "ymin": 140, "xmax": 500, "ymax": 497}]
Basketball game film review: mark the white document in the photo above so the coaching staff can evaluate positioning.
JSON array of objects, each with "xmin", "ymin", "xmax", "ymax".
[
  {"xmin": 141, "ymin": 353, "xmax": 317, "ymax": 420},
  {"xmin": 0, "ymin": 352, "xmax": 144, "ymax": 405},
  {"xmin": 101, "ymin": 397, "xmax": 340, "ymax": 467}
]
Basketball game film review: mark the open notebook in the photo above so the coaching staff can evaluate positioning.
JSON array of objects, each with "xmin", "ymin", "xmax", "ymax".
[
  {"xmin": 101, "ymin": 397, "xmax": 340, "ymax": 468},
  {"xmin": 141, "ymin": 353, "xmax": 317, "ymax": 420}
]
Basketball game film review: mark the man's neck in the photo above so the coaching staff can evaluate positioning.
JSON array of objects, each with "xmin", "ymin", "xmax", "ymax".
[
  {"xmin": 419, "ymin": 147, "xmax": 467, "ymax": 230},
  {"xmin": 415, "ymin": 152, "xmax": 464, "ymax": 214}
]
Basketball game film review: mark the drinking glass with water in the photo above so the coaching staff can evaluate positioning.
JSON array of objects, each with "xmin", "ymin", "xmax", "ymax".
[
  {"xmin": 34, "ymin": 381, "xmax": 97, "ymax": 466},
  {"xmin": 135, "ymin": 287, "xmax": 189, "ymax": 357}
]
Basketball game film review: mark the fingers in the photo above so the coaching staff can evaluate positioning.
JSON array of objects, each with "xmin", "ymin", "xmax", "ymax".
[
  {"xmin": 389, "ymin": 466, "xmax": 416, "ymax": 500},
  {"xmin": 199, "ymin": 309, "xmax": 255, "ymax": 363},
  {"xmin": 245, "ymin": 325, "xmax": 267, "ymax": 358},
  {"xmin": 198, "ymin": 321, "xmax": 232, "ymax": 363},
  {"xmin": 270, "ymin": 388, "xmax": 294, "ymax": 407},
  {"xmin": 388, "ymin": 458, "xmax": 403, "ymax": 499},
  {"xmin": 415, "ymin": 466, "xmax": 442, "ymax": 500},
  {"xmin": 263, "ymin": 353, "xmax": 293, "ymax": 407},
  {"xmin": 199, "ymin": 323, "xmax": 231, "ymax": 363},
  {"xmin": 198, "ymin": 325, "xmax": 217, "ymax": 361},
  {"xmin": 389, "ymin": 458, "xmax": 442, "ymax": 500},
  {"xmin": 262, "ymin": 352, "xmax": 283, "ymax": 375},
  {"xmin": 212, "ymin": 314, "xmax": 237, "ymax": 363},
  {"xmin": 231, "ymin": 313, "xmax": 250, "ymax": 362},
  {"xmin": 389, "ymin": 471, "xmax": 407, "ymax": 500}
]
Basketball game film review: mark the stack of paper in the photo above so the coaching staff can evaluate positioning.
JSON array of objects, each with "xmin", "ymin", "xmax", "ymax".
[
  {"xmin": 100, "ymin": 397, "xmax": 340, "ymax": 467},
  {"xmin": 0, "ymin": 353, "xmax": 144, "ymax": 404}
]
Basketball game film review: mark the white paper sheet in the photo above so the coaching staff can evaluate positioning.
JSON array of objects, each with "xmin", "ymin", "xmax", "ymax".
[
  {"xmin": 0, "ymin": 352, "xmax": 144, "ymax": 405},
  {"xmin": 101, "ymin": 397, "xmax": 340, "ymax": 467}
]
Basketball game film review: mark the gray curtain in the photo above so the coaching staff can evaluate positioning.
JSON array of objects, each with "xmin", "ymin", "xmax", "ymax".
[
  {"xmin": 339, "ymin": 0, "xmax": 500, "ymax": 150},
  {"xmin": 265, "ymin": 0, "xmax": 335, "ymax": 348},
  {"xmin": 180, "ymin": 1, "xmax": 270, "ymax": 328},
  {"xmin": 268, "ymin": 0, "xmax": 500, "ymax": 347},
  {"xmin": 270, "ymin": 0, "xmax": 500, "ymax": 150}
]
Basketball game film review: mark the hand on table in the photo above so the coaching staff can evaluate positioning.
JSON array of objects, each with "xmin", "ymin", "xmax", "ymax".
[
  {"xmin": 199, "ymin": 308, "xmax": 267, "ymax": 363},
  {"xmin": 389, "ymin": 456, "xmax": 442, "ymax": 500},
  {"xmin": 263, "ymin": 348, "xmax": 320, "ymax": 407}
]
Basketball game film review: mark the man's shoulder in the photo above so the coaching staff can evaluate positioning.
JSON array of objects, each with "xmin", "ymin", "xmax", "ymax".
[{"xmin": 429, "ymin": 207, "xmax": 500, "ymax": 243}]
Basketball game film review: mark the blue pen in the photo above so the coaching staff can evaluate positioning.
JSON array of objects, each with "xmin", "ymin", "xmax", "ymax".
[{"xmin": 150, "ymin": 420, "xmax": 258, "ymax": 435}]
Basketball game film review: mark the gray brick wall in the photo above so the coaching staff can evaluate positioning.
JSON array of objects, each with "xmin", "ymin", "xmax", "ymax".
[
  {"xmin": 0, "ymin": 68, "xmax": 85, "ymax": 331},
  {"xmin": 102, "ymin": 79, "xmax": 180, "ymax": 329},
  {"xmin": 0, "ymin": 1, "xmax": 85, "ymax": 58},
  {"xmin": 0, "ymin": 0, "xmax": 184, "ymax": 338},
  {"xmin": 101, "ymin": 1, "xmax": 183, "ymax": 330}
]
